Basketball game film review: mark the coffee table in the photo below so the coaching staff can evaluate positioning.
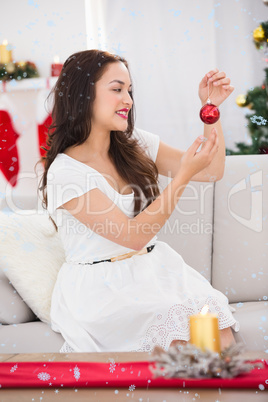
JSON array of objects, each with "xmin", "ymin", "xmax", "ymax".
[{"xmin": 0, "ymin": 351, "xmax": 267, "ymax": 401}]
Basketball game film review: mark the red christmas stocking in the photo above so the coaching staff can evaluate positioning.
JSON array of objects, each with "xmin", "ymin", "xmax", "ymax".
[
  {"xmin": 38, "ymin": 114, "xmax": 52, "ymax": 158},
  {"xmin": 0, "ymin": 110, "xmax": 20, "ymax": 187}
]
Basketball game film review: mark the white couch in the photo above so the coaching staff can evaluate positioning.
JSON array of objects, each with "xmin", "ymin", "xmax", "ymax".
[{"xmin": 0, "ymin": 155, "xmax": 267, "ymax": 353}]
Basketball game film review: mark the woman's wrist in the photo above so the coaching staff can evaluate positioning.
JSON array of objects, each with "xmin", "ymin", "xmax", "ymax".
[{"xmin": 173, "ymin": 169, "xmax": 191, "ymax": 187}]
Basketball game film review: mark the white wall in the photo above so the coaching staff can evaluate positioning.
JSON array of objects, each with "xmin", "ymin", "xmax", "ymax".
[{"xmin": 0, "ymin": 0, "xmax": 87, "ymax": 77}]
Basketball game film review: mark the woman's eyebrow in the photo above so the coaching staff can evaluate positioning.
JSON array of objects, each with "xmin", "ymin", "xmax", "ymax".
[{"xmin": 109, "ymin": 79, "xmax": 132, "ymax": 87}]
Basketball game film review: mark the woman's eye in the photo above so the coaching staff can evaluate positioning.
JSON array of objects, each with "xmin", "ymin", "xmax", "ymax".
[{"xmin": 113, "ymin": 88, "xmax": 132, "ymax": 96}]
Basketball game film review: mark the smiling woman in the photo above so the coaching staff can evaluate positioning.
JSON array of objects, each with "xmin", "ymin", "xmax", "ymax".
[{"xmin": 37, "ymin": 49, "xmax": 239, "ymax": 354}]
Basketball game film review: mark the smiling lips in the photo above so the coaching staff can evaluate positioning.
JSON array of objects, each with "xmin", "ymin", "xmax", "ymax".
[{"xmin": 116, "ymin": 108, "xmax": 129, "ymax": 119}]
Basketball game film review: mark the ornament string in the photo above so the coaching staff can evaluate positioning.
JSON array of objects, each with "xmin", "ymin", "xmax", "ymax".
[{"xmin": 207, "ymin": 79, "xmax": 212, "ymax": 105}]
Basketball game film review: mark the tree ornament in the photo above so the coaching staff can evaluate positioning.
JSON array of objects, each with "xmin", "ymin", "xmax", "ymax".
[
  {"xmin": 200, "ymin": 102, "xmax": 220, "ymax": 124},
  {"xmin": 236, "ymin": 94, "xmax": 248, "ymax": 107},
  {"xmin": 17, "ymin": 60, "xmax": 26, "ymax": 68},
  {"xmin": 253, "ymin": 25, "xmax": 265, "ymax": 42},
  {"xmin": 200, "ymin": 80, "xmax": 220, "ymax": 124},
  {"xmin": 5, "ymin": 62, "xmax": 15, "ymax": 74},
  {"xmin": 262, "ymin": 0, "xmax": 268, "ymax": 6}
]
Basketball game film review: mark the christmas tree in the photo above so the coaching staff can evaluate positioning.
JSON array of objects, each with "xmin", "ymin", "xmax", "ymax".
[{"xmin": 226, "ymin": 21, "xmax": 268, "ymax": 155}]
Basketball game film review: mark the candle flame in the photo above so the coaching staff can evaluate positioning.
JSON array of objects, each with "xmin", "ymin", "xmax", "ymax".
[
  {"xmin": 2, "ymin": 39, "xmax": 8, "ymax": 46},
  {"xmin": 53, "ymin": 55, "xmax": 60, "ymax": 64},
  {"xmin": 200, "ymin": 304, "xmax": 209, "ymax": 315}
]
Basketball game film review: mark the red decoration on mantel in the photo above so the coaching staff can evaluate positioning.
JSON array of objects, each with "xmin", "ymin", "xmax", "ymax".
[
  {"xmin": 0, "ymin": 359, "xmax": 267, "ymax": 389},
  {"xmin": 38, "ymin": 114, "xmax": 52, "ymax": 157},
  {"xmin": 0, "ymin": 110, "xmax": 20, "ymax": 187},
  {"xmin": 51, "ymin": 63, "xmax": 63, "ymax": 77},
  {"xmin": 200, "ymin": 103, "xmax": 220, "ymax": 125}
]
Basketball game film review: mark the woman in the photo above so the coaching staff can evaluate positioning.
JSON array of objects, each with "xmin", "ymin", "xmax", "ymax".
[{"xmin": 39, "ymin": 49, "xmax": 239, "ymax": 353}]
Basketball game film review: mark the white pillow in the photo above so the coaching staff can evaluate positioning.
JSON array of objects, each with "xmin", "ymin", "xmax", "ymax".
[{"xmin": 0, "ymin": 210, "xmax": 65, "ymax": 324}]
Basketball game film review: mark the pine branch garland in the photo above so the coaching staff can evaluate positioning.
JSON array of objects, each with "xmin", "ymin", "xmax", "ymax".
[
  {"xmin": 148, "ymin": 342, "xmax": 264, "ymax": 379},
  {"xmin": 0, "ymin": 61, "xmax": 39, "ymax": 81}
]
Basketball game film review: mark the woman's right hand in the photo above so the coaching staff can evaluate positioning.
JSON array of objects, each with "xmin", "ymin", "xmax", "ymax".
[{"xmin": 178, "ymin": 128, "xmax": 219, "ymax": 181}]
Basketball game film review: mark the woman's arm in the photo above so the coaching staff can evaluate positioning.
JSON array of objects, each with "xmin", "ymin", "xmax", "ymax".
[
  {"xmin": 61, "ymin": 131, "xmax": 218, "ymax": 251},
  {"xmin": 201, "ymin": 119, "xmax": 225, "ymax": 181}
]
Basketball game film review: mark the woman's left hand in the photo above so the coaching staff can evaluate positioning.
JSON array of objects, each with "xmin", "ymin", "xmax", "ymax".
[{"xmin": 198, "ymin": 68, "xmax": 235, "ymax": 107}]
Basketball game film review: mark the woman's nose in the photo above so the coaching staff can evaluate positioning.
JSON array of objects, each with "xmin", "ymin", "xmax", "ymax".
[{"xmin": 124, "ymin": 91, "xmax": 133, "ymax": 106}]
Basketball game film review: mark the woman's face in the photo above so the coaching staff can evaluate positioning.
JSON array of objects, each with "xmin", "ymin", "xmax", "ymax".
[{"xmin": 91, "ymin": 61, "xmax": 133, "ymax": 133}]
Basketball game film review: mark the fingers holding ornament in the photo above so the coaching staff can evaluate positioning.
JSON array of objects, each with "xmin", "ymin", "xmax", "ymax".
[
  {"xmin": 206, "ymin": 68, "xmax": 219, "ymax": 79},
  {"xmin": 208, "ymin": 71, "xmax": 226, "ymax": 85},
  {"xmin": 199, "ymin": 70, "xmax": 234, "ymax": 105},
  {"xmin": 208, "ymin": 73, "xmax": 234, "ymax": 94},
  {"xmin": 206, "ymin": 70, "xmax": 234, "ymax": 93},
  {"xmin": 210, "ymin": 76, "xmax": 230, "ymax": 87},
  {"xmin": 216, "ymin": 77, "xmax": 234, "ymax": 94}
]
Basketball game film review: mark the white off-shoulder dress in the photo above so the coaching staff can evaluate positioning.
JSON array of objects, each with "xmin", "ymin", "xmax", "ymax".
[{"xmin": 46, "ymin": 127, "xmax": 240, "ymax": 353}]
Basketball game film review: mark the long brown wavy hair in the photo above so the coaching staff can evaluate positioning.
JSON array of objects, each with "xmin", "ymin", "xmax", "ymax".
[{"xmin": 38, "ymin": 49, "xmax": 160, "ymax": 230}]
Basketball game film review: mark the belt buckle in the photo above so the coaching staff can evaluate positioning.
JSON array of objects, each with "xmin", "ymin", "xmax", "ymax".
[{"xmin": 110, "ymin": 247, "xmax": 147, "ymax": 262}]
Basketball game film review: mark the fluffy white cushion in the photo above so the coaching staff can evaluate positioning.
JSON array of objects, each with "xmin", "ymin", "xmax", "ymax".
[
  {"xmin": 0, "ymin": 210, "xmax": 65, "ymax": 324},
  {"xmin": 0, "ymin": 268, "xmax": 37, "ymax": 324}
]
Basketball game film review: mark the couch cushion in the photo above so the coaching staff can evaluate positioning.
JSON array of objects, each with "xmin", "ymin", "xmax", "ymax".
[
  {"xmin": 230, "ymin": 301, "xmax": 268, "ymax": 352},
  {"xmin": 157, "ymin": 175, "xmax": 214, "ymax": 282},
  {"xmin": 212, "ymin": 155, "xmax": 268, "ymax": 303},
  {"xmin": 0, "ymin": 210, "xmax": 65, "ymax": 324},
  {"xmin": 0, "ymin": 268, "xmax": 37, "ymax": 324},
  {"xmin": 0, "ymin": 321, "xmax": 64, "ymax": 353}
]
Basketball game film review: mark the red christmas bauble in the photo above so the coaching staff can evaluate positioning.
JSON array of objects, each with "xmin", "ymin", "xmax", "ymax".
[{"xmin": 200, "ymin": 103, "xmax": 220, "ymax": 124}]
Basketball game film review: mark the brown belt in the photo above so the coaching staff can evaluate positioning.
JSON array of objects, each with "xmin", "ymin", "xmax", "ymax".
[{"xmin": 78, "ymin": 245, "xmax": 155, "ymax": 265}]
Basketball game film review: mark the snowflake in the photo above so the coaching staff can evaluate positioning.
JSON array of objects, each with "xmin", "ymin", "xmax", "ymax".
[
  {"xmin": 37, "ymin": 372, "xmax": 51, "ymax": 381},
  {"xmin": 109, "ymin": 362, "xmax": 116, "ymax": 373},
  {"xmin": 129, "ymin": 384, "xmax": 136, "ymax": 391},
  {"xmin": 112, "ymin": 43, "xmax": 126, "ymax": 57},
  {"xmin": 10, "ymin": 364, "xmax": 18, "ymax": 373},
  {"xmin": 73, "ymin": 365, "xmax": 80, "ymax": 381},
  {"xmin": 250, "ymin": 115, "xmax": 267, "ymax": 126}
]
